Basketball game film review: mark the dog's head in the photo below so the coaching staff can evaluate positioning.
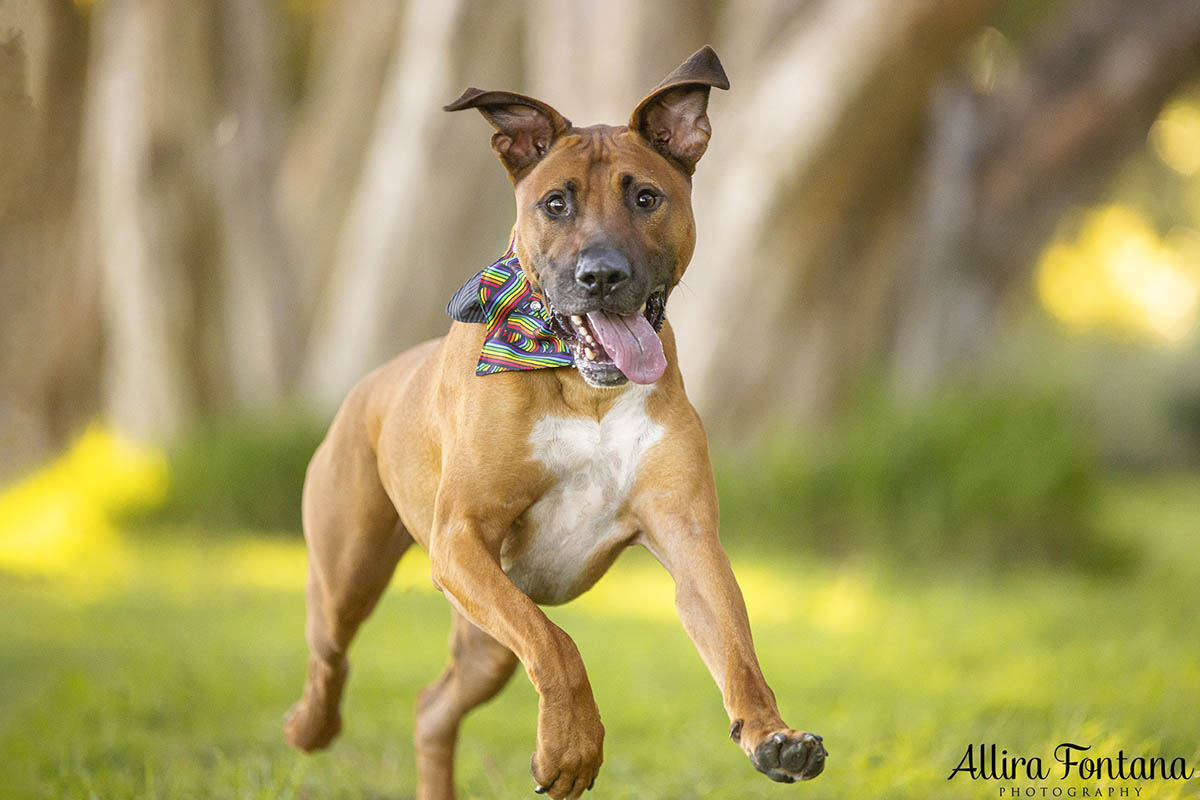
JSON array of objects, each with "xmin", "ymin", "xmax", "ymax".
[{"xmin": 446, "ymin": 46, "xmax": 728, "ymax": 388}]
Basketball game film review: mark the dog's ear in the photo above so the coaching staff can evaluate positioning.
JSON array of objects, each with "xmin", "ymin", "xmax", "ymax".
[
  {"xmin": 630, "ymin": 45, "xmax": 729, "ymax": 175},
  {"xmin": 445, "ymin": 89, "xmax": 571, "ymax": 181}
]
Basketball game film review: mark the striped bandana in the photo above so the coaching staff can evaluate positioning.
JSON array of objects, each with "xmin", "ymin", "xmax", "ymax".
[{"xmin": 445, "ymin": 244, "xmax": 573, "ymax": 376}]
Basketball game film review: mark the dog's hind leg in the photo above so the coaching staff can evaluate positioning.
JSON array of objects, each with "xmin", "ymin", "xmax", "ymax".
[
  {"xmin": 415, "ymin": 609, "xmax": 519, "ymax": 800},
  {"xmin": 284, "ymin": 400, "xmax": 412, "ymax": 752}
]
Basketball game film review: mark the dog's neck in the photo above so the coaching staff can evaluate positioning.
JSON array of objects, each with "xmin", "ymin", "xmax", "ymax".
[{"xmin": 548, "ymin": 361, "xmax": 644, "ymax": 419}]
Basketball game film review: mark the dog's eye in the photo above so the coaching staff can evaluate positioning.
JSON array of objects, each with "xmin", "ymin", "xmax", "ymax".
[
  {"xmin": 635, "ymin": 190, "xmax": 659, "ymax": 210},
  {"xmin": 544, "ymin": 194, "xmax": 568, "ymax": 217}
]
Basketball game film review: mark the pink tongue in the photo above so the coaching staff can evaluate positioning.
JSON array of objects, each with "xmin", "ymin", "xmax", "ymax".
[{"xmin": 585, "ymin": 310, "xmax": 667, "ymax": 384}]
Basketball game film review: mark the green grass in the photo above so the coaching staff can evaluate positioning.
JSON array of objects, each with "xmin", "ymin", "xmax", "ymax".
[{"xmin": 2, "ymin": 479, "xmax": 1199, "ymax": 799}]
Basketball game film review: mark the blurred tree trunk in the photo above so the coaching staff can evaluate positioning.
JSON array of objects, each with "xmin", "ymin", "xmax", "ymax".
[
  {"xmin": 0, "ymin": 0, "xmax": 94, "ymax": 483},
  {"xmin": 80, "ymin": 0, "xmax": 207, "ymax": 440},
  {"xmin": 523, "ymin": 0, "xmax": 719, "ymax": 124},
  {"xmin": 676, "ymin": 0, "xmax": 997, "ymax": 430},
  {"xmin": 275, "ymin": 0, "xmax": 406, "ymax": 338},
  {"xmin": 209, "ymin": 0, "xmax": 296, "ymax": 407},
  {"xmin": 678, "ymin": 0, "xmax": 1200, "ymax": 432},
  {"xmin": 298, "ymin": 0, "xmax": 468, "ymax": 408},
  {"xmin": 79, "ymin": 0, "xmax": 292, "ymax": 440}
]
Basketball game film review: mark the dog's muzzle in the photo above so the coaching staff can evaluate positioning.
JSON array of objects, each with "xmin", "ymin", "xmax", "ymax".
[{"xmin": 547, "ymin": 290, "xmax": 668, "ymax": 387}]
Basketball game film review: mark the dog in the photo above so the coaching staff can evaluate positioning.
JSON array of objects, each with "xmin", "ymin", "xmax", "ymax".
[{"xmin": 283, "ymin": 46, "xmax": 826, "ymax": 799}]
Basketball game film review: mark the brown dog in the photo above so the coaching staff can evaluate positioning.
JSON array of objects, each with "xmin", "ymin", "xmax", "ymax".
[{"xmin": 284, "ymin": 46, "xmax": 826, "ymax": 799}]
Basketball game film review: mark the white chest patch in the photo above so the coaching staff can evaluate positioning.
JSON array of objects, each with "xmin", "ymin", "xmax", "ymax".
[{"xmin": 502, "ymin": 383, "xmax": 664, "ymax": 604}]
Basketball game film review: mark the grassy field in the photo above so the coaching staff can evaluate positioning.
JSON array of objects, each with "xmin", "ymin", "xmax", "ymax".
[{"xmin": 1, "ymin": 478, "xmax": 1198, "ymax": 800}]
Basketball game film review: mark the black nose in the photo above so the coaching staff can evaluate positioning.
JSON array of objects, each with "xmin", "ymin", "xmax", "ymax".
[{"xmin": 575, "ymin": 246, "xmax": 631, "ymax": 297}]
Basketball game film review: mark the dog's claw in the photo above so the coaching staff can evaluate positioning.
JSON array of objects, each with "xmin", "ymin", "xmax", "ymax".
[{"xmin": 781, "ymin": 736, "xmax": 810, "ymax": 773}]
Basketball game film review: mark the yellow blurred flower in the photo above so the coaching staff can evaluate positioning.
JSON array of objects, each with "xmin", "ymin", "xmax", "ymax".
[{"xmin": 0, "ymin": 425, "xmax": 168, "ymax": 586}]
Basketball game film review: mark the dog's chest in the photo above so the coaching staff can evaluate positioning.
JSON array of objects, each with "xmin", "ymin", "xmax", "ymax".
[{"xmin": 501, "ymin": 384, "xmax": 663, "ymax": 604}]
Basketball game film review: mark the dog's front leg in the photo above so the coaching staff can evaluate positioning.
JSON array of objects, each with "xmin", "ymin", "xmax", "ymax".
[
  {"xmin": 633, "ymin": 484, "xmax": 827, "ymax": 784},
  {"xmin": 428, "ymin": 509, "xmax": 604, "ymax": 800}
]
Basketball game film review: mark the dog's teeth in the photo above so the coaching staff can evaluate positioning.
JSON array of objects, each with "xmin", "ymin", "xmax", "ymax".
[
  {"xmin": 571, "ymin": 315, "xmax": 583, "ymax": 324},
  {"xmin": 585, "ymin": 334, "xmax": 595, "ymax": 344},
  {"xmin": 584, "ymin": 347, "xmax": 595, "ymax": 360}
]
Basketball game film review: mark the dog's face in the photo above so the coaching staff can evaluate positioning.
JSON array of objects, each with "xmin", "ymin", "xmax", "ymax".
[
  {"xmin": 511, "ymin": 126, "xmax": 692, "ymax": 387},
  {"xmin": 446, "ymin": 47, "xmax": 728, "ymax": 387}
]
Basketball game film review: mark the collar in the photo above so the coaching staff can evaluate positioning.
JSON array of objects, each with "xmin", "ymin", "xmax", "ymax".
[{"xmin": 446, "ymin": 244, "xmax": 573, "ymax": 376}]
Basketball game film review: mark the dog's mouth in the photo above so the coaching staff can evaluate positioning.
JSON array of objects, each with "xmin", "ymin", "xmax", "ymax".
[{"xmin": 547, "ymin": 287, "xmax": 669, "ymax": 387}]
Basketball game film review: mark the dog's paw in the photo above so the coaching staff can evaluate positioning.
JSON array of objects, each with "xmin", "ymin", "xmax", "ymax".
[
  {"xmin": 284, "ymin": 656, "xmax": 348, "ymax": 753},
  {"xmin": 749, "ymin": 729, "xmax": 827, "ymax": 783},
  {"xmin": 530, "ymin": 700, "xmax": 605, "ymax": 799},
  {"xmin": 283, "ymin": 699, "xmax": 342, "ymax": 752}
]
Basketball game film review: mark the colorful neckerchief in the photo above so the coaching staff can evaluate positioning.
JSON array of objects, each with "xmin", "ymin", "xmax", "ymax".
[{"xmin": 445, "ymin": 244, "xmax": 573, "ymax": 376}]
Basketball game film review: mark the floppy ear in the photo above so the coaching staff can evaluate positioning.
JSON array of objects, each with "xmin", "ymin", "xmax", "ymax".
[
  {"xmin": 630, "ymin": 45, "xmax": 730, "ymax": 175},
  {"xmin": 444, "ymin": 88, "xmax": 571, "ymax": 181}
]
